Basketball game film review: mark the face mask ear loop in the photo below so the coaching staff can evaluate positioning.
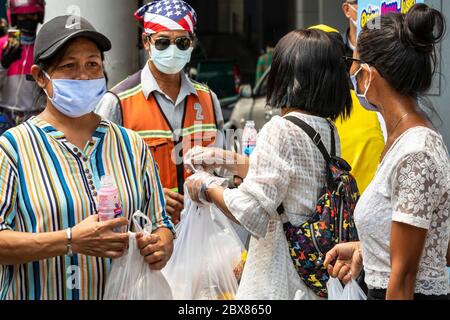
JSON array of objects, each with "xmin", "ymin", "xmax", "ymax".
[
  {"xmin": 352, "ymin": 67, "xmax": 362, "ymax": 93},
  {"xmin": 41, "ymin": 70, "xmax": 53, "ymax": 99},
  {"xmin": 363, "ymin": 64, "xmax": 373, "ymax": 97},
  {"xmin": 347, "ymin": 4, "xmax": 358, "ymax": 26},
  {"xmin": 146, "ymin": 34, "xmax": 154, "ymax": 62},
  {"xmin": 148, "ymin": 47, "xmax": 154, "ymax": 62},
  {"xmin": 42, "ymin": 70, "xmax": 51, "ymax": 81},
  {"xmin": 353, "ymin": 67, "xmax": 362, "ymax": 78}
]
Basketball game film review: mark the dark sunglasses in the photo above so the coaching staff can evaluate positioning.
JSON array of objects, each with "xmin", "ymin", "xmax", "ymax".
[
  {"xmin": 343, "ymin": 56, "xmax": 385, "ymax": 79},
  {"xmin": 150, "ymin": 36, "xmax": 193, "ymax": 51},
  {"xmin": 343, "ymin": 56, "xmax": 364, "ymax": 64}
]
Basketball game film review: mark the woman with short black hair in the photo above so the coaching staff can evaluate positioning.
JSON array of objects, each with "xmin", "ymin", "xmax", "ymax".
[
  {"xmin": 185, "ymin": 29, "xmax": 352, "ymax": 299},
  {"xmin": 267, "ymin": 29, "xmax": 352, "ymax": 120},
  {"xmin": 325, "ymin": 3, "xmax": 450, "ymax": 300}
]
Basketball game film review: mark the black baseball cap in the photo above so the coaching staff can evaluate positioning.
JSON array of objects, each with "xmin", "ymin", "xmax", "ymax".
[{"xmin": 34, "ymin": 15, "xmax": 112, "ymax": 64}]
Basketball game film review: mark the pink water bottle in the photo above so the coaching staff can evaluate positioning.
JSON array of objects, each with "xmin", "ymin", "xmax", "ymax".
[{"xmin": 98, "ymin": 175, "xmax": 123, "ymax": 223}]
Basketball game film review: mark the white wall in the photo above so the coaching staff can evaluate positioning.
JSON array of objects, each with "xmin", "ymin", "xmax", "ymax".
[
  {"xmin": 44, "ymin": 0, "xmax": 140, "ymax": 88},
  {"xmin": 426, "ymin": 0, "xmax": 450, "ymax": 150}
]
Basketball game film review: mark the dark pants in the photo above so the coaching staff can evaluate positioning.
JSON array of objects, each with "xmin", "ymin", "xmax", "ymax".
[{"xmin": 368, "ymin": 289, "xmax": 450, "ymax": 300}]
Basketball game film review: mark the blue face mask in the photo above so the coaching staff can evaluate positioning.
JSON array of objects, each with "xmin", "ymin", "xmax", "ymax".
[
  {"xmin": 150, "ymin": 44, "xmax": 193, "ymax": 75},
  {"xmin": 43, "ymin": 71, "xmax": 107, "ymax": 118},
  {"xmin": 350, "ymin": 65, "xmax": 378, "ymax": 111}
]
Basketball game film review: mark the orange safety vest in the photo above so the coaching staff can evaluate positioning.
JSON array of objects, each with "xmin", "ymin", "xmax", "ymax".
[{"xmin": 112, "ymin": 70, "xmax": 218, "ymax": 194}]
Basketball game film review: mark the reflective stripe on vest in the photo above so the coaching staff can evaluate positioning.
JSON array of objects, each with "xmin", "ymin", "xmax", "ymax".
[{"xmin": 137, "ymin": 123, "xmax": 218, "ymax": 140}]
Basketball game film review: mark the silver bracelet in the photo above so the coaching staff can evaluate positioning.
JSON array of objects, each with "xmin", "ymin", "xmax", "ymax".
[{"xmin": 66, "ymin": 228, "xmax": 73, "ymax": 257}]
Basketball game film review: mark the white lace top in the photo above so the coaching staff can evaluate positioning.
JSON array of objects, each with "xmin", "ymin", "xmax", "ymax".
[
  {"xmin": 223, "ymin": 112, "xmax": 340, "ymax": 300},
  {"xmin": 354, "ymin": 127, "xmax": 450, "ymax": 296}
]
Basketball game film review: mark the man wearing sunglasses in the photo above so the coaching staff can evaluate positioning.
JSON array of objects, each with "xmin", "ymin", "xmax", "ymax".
[{"xmin": 96, "ymin": 0, "xmax": 226, "ymax": 225}]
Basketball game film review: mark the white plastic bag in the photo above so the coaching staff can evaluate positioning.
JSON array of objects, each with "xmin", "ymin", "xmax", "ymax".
[
  {"xmin": 294, "ymin": 290, "xmax": 306, "ymax": 300},
  {"xmin": 326, "ymin": 277, "xmax": 367, "ymax": 300},
  {"xmin": 103, "ymin": 212, "xmax": 173, "ymax": 300},
  {"xmin": 162, "ymin": 192, "xmax": 246, "ymax": 300},
  {"xmin": 327, "ymin": 277, "xmax": 344, "ymax": 300},
  {"xmin": 341, "ymin": 279, "xmax": 367, "ymax": 300}
]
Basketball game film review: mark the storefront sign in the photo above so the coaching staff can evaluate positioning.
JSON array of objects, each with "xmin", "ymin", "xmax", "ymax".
[{"xmin": 357, "ymin": 0, "xmax": 425, "ymax": 35}]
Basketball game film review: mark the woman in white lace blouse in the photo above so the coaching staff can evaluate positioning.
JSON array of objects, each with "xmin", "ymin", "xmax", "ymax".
[
  {"xmin": 325, "ymin": 4, "xmax": 450, "ymax": 300},
  {"xmin": 184, "ymin": 29, "xmax": 352, "ymax": 299}
]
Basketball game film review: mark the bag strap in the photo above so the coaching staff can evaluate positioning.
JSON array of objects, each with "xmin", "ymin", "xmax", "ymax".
[
  {"xmin": 329, "ymin": 121, "xmax": 336, "ymax": 158},
  {"xmin": 132, "ymin": 211, "xmax": 153, "ymax": 234},
  {"xmin": 284, "ymin": 115, "xmax": 335, "ymax": 163},
  {"xmin": 277, "ymin": 116, "xmax": 336, "ymax": 216}
]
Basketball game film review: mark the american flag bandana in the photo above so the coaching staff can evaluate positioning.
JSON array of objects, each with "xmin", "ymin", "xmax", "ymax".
[{"xmin": 135, "ymin": 0, "xmax": 197, "ymax": 34}]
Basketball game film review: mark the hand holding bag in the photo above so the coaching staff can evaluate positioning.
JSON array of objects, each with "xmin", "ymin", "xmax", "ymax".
[{"xmin": 103, "ymin": 211, "xmax": 173, "ymax": 300}]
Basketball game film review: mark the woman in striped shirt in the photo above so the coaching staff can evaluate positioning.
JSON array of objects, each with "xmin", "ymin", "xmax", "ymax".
[{"xmin": 0, "ymin": 16, "xmax": 174, "ymax": 300}]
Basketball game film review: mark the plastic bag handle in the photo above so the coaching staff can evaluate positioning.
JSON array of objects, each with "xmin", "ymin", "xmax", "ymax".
[{"xmin": 132, "ymin": 211, "xmax": 153, "ymax": 234}]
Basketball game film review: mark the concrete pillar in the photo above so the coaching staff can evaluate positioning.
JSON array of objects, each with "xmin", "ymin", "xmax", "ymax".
[
  {"xmin": 217, "ymin": 0, "xmax": 244, "ymax": 34},
  {"xmin": 294, "ymin": 0, "xmax": 319, "ymax": 29},
  {"xmin": 319, "ymin": 0, "xmax": 347, "ymax": 32},
  {"xmin": 217, "ymin": 0, "xmax": 230, "ymax": 33},
  {"xmin": 44, "ymin": 0, "xmax": 140, "ymax": 88},
  {"xmin": 230, "ymin": 0, "xmax": 245, "ymax": 34}
]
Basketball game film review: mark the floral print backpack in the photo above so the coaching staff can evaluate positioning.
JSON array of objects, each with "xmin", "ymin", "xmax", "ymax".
[{"xmin": 278, "ymin": 116, "xmax": 360, "ymax": 298}]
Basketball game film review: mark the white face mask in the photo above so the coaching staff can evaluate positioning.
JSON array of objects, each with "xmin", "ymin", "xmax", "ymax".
[
  {"xmin": 43, "ymin": 71, "xmax": 107, "ymax": 118},
  {"xmin": 347, "ymin": 4, "xmax": 358, "ymax": 28},
  {"xmin": 150, "ymin": 44, "xmax": 193, "ymax": 75},
  {"xmin": 351, "ymin": 65, "xmax": 378, "ymax": 111}
]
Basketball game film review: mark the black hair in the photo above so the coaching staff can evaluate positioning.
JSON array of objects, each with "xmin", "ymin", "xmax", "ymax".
[
  {"xmin": 358, "ymin": 3, "xmax": 446, "ymax": 98},
  {"xmin": 33, "ymin": 38, "xmax": 107, "ymax": 108},
  {"xmin": 266, "ymin": 29, "xmax": 352, "ymax": 121},
  {"xmin": 327, "ymin": 32, "xmax": 347, "ymax": 56}
]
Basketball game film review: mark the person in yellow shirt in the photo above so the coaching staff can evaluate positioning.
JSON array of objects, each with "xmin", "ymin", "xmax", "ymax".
[
  {"xmin": 309, "ymin": 25, "xmax": 385, "ymax": 193},
  {"xmin": 336, "ymin": 91, "xmax": 385, "ymax": 193}
]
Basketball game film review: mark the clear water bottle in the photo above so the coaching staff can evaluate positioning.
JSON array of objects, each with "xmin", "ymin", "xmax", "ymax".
[{"xmin": 242, "ymin": 120, "xmax": 257, "ymax": 156}]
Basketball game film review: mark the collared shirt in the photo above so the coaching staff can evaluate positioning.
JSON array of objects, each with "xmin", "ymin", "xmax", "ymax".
[
  {"xmin": 0, "ymin": 117, "xmax": 173, "ymax": 300},
  {"xmin": 95, "ymin": 63, "xmax": 227, "ymax": 150}
]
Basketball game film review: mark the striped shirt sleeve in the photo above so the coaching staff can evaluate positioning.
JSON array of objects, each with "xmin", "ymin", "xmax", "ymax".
[
  {"xmin": 0, "ymin": 143, "xmax": 18, "ymax": 232},
  {"xmin": 139, "ymin": 138, "xmax": 174, "ymax": 233}
]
